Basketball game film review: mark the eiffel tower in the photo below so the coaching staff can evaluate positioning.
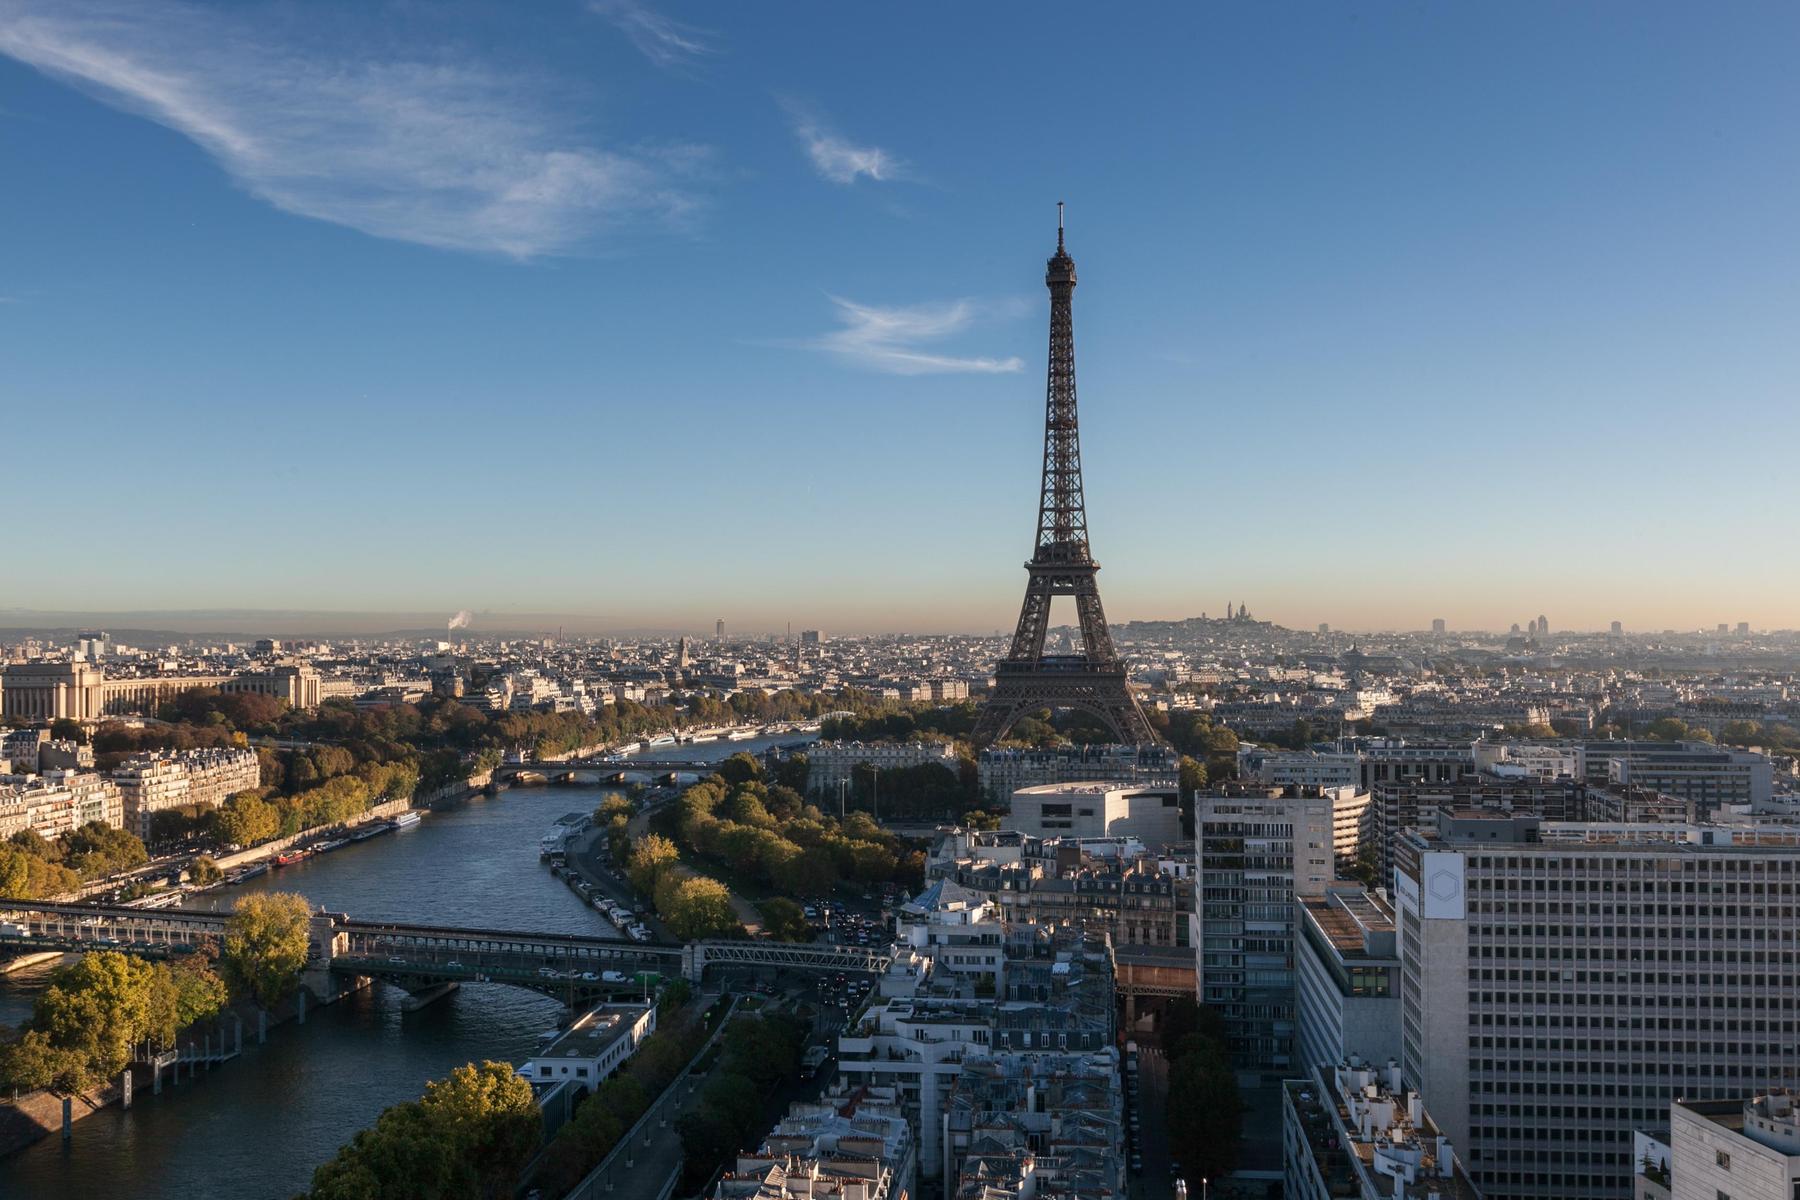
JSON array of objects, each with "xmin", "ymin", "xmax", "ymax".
[{"xmin": 970, "ymin": 208, "xmax": 1158, "ymax": 748}]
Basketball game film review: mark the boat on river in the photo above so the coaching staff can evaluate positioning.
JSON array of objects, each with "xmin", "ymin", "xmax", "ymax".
[{"xmin": 391, "ymin": 811, "xmax": 422, "ymax": 829}]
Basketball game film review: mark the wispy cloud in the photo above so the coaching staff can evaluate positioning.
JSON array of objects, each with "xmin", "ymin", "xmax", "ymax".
[
  {"xmin": 590, "ymin": 0, "xmax": 716, "ymax": 69},
  {"xmin": 0, "ymin": 1, "xmax": 707, "ymax": 258},
  {"xmin": 805, "ymin": 297, "xmax": 1023, "ymax": 375},
  {"xmin": 783, "ymin": 101, "xmax": 903, "ymax": 185}
]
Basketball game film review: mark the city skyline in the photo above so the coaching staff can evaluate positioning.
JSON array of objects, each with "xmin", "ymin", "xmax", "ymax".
[{"xmin": 4, "ymin": 2, "xmax": 1799, "ymax": 630}]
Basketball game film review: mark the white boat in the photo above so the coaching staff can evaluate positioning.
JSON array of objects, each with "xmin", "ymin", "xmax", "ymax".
[
  {"xmin": 391, "ymin": 811, "xmax": 423, "ymax": 829},
  {"xmin": 725, "ymin": 729, "xmax": 757, "ymax": 741},
  {"xmin": 647, "ymin": 734, "xmax": 677, "ymax": 748}
]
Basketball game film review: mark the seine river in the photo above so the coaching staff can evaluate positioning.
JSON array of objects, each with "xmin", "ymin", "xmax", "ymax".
[{"xmin": 0, "ymin": 732, "xmax": 809, "ymax": 1200}]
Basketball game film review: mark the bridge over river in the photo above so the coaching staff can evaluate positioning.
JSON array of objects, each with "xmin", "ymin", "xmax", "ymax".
[{"xmin": 0, "ymin": 900, "xmax": 895, "ymax": 1003}]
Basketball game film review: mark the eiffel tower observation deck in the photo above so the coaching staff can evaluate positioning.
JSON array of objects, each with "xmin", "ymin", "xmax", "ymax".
[{"xmin": 970, "ymin": 208, "xmax": 1159, "ymax": 748}]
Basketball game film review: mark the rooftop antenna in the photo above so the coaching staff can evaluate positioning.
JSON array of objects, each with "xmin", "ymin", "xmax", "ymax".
[{"xmin": 1057, "ymin": 200, "xmax": 1065, "ymax": 249}]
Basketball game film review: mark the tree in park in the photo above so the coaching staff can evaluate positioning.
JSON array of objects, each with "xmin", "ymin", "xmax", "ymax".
[
  {"xmin": 627, "ymin": 833, "xmax": 679, "ymax": 895},
  {"xmin": 758, "ymin": 897, "xmax": 812, "ymax": 942},
  {"xmin": 59, "ymin": 821, "xmax": 148, "ymax": 879},
  {"xmin": 657, "ymin": 875, "xmax": 735, "ymax": 940},
  {"xmin": 214, "ymin": 790, "xmax": 281, "ymax": 847},
  {"xmin": 222, "ymin": 891, "xmax": 313, "ymax": 1008},
  {"xmin": 189, "ymin": 855, "xmax": 223, "ymax": 886}
]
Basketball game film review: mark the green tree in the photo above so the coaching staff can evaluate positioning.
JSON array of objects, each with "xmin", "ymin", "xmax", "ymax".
[
  {"xmin": 715, "ymin": 752, "xmax": 763, "ymax": 787},
  {"xmin": 222, "ymin": 891, "xmax": 312, "ymax": 1008},
  {"xmin": 418, "ymin": 1061, "xmax": 541, "ymax": 1200},
  {"xmin": 29, "ymin": 951, "xmax": 165, "ymax": 1089},
  {"xmin": 758, "ymin": 897, "xmax": 812, "ymax": 942},
  {"xmin": 171, "ymin": 953, "xmax": 229, "ymax": 1029},
  {"xmin": 1178, "ymin": 754, "xmax": 1208, "ymax": 801},
  {"xmin": 309, "ymin": 1100, "xmax": 465, "ymax": 1200},
  {"xmin": 627, "ymin": 833, "xmax": 680, "ymax": 895},
  {"xmin": 658, "ymin": 876, "xmax": 735, "ymax": 940},
  {"xmin": 1166, "ymin": 1037, "xmax": 1243, "ymax": 1186},
  {"xmin": 189, "ymin": 855, "xmax": 223, "ymax": 886},
  {"xmin": 0, "ymin": 1029, "xmax": 85, "ymax": 1095},
  {"xmin": 59, "ymin": 821, "xmax": 148, "ymax": 879},
  {"xmin": 214, "ymin": 791, "xmax": 281, "ymax": 847}
]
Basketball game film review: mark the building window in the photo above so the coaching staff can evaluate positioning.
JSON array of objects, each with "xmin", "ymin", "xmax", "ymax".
[{"xmin": 1716, "ymin": 1152, "xmax": 1731, "ymax": 1170}]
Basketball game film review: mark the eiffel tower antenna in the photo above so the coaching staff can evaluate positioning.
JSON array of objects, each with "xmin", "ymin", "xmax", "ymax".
[{"xmin": 971, "ymin": 208, "xmax": 1158, "ymax": 748}]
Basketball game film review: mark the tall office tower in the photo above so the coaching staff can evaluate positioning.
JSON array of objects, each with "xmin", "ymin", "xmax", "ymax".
[
  {"xmin": 676, "ymin": 637, "xmax": 690, "ymax": 669},
  {"xmin": 1611, "ymin": 621, "xmax": 1624, "ymax": 636},
  {"xmin": 715, "ymin": 618, "xmax": 724, "ymax": 641},
  {"xmin": 1737, "ymin": 622, "xmax": 1751, "ymax": 636},
  {"xmin": 1319, "ymin": 622, "xmax": 1331, "ymax": 634},
  {"xmin": 1538, "ymin": 613, "xmax": 1549, "ymax": 636},
  {"xmin": 1432, "ymin": 618, "xmax": 1447, "ymax": 635},
  {"xmin": 1194, "ymin": 785, "xmax": 1333, "ymax": 1083},
  {"xmin": 1394, "ymin": 811, "xmax": 1800, "ymax": 1200},
  {"xmin": 970, "ymin": 209, "xmax": 1156, "ymax": 748}
]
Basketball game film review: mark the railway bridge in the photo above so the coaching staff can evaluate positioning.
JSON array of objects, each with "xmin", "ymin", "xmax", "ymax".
[{"xmin": 0, "ymin": 900, "xmax": 895, "ymax": 1001}]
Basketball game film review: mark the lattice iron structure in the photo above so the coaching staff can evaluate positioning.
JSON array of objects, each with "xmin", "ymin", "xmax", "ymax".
[{"xmin": 971, "ymin": 211, "xmax": 1159, "ymax": 748}]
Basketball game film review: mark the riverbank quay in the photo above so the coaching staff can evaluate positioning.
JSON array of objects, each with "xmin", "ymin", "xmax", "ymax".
[{"xmin": 0, "ymin": 980, "xmax": 349, "ymax": 1159}]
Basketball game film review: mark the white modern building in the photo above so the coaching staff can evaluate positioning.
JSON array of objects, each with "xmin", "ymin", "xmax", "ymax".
[
  {"xmin": 1007, "ymin": 782, "xmax": 1182, "ymax": 845},
  {"xmin": 518, "ymin": 1002, "xmax": 655, "ymax": 1088}
]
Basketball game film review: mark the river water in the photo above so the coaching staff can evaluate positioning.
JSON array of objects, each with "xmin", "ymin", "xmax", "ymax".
[{"xmin": 0, "ymin": 732, "xmax": 810, "ymax": 1200}]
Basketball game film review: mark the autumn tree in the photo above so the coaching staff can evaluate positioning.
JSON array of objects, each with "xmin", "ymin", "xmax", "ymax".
[{"xmin": 222, "ymin": 892, "xmax": 312, "ymax": 1008}]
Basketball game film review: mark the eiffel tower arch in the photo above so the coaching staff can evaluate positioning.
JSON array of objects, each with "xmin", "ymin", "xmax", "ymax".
[{"xmin": 971, "ymin": 209, "xmax": 1159, "ymax": 749}]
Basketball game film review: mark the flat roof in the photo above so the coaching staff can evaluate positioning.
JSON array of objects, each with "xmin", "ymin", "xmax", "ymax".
[{"xmin": 533, "ymin": 1003, "xmax": 647, "ymax": 1062}]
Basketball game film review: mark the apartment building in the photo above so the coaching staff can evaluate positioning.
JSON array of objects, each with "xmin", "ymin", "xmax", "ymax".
[
  {"xmin": 1238, "ymin": 745, "xmax": 1362, "ymax": 791},
  {"xmin": 1370, "ymin": 775, "xmax": 1588, "ymax": 883},
  {"xmin": 1195, "ymin": 785, "xmax": 1334, "ymax": 1082},
  {"xmin": 113, "ymin": 747, "xmax": 261, "ymax": 838},
  {"xmin": 836, "ymin": 894, "xmax": 1115, "ymax": 1182},
  {"xmin": 976, "ymin": 744, "xmax": 1178, "ymax": 805},
  {"xmin": 941, "ymin": 1051, "xmax": 1124, "ymax": 1200},
  {"xmin": 1394, "ymin": 812, "xmax": 1800, "ymax": 1200},
  {"xmin": 713, "ymin": 1081, "xmax": 916, "ymax": 1200},
  {"xmin": 1583, "ymin": 742, "xmax": 1774, "ymax": 814},
  {"xmin": 0, "ymin": 770, "xmax": 125, "ymax": 839},
  {"xmin": 805, "ymin": 741, "xmax": 962, "ymax": 801},
  {"xmin": 930, "ymin": 834, "xmax": 1193, "ymax": 950},
  {"xmin": 1284, "ymin": 1062, "xmax": 1480, "ymax": 1200}
]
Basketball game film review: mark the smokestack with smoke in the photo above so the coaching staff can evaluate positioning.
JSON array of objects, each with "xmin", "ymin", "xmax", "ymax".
[{"xmin": 448, "ymin": 610, "xmax": 473, "ymax": 631}]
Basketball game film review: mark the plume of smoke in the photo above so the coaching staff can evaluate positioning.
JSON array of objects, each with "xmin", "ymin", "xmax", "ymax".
[{"xmin": 448, "ymin": 610, "xmax": 473, "ymax": 630}]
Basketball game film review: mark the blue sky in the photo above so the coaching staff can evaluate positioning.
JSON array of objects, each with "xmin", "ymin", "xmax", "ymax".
[{"xmin": 3, "ymin": 2, "xmax": 1797, "ymax": 635}]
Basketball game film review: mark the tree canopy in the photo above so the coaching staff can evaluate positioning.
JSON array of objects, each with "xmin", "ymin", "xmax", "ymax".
[{"xmin": 222, "ymin": 892, "xmax": 312, "ymax": 1008}]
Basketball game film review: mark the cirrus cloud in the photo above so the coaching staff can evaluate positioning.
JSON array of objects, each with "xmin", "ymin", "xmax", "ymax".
[
  {"xmin": 0, "ymin": 0, "xmax": 709, "ymax": 259},
  {"xmin": 805, "ymin": 296, "xmax": 1023, "ymax": 376}
]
